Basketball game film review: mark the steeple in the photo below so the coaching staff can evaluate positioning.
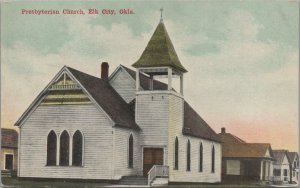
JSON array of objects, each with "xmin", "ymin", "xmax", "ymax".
[
  {"xmin": 160, "ymin": 8, "xmax": 163, "ymax": 22},
  {"xmin": 132, "ymin": 16, "xmax": 187, "ymax": 73},
  {"xmin": 133, "ymin": 12, "xmax": 186, "ymax": 95}
]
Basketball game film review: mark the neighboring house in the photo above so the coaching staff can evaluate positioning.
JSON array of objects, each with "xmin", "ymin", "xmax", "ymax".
[
  {"xmin": 1, "ymin": 128, "xmax": 18, "ymax": 176},
  {"xmin": 273, "ymin": 150, "xmax": 290, "ymax": 184},
  {"xmin": 15, "ymin": 19, "xmax": 221, "ymax": 185},
  {"xmin": 218, "ymin": 128, "xmax": 274, "ymax": 184},
  {"xmin": 287, "ymin": 152, "xmax": 299, "ymax": 184}
]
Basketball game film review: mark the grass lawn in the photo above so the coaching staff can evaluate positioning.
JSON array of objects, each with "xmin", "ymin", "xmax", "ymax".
[{"xmin": 1, "ymin": 177, "xmax": 272, "ymax": 188}]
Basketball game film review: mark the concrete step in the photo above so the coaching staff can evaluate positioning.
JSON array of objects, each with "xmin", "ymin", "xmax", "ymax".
[
  {"xmin": 151, "ymin": 177, "xmax": 168, "ymax": 186},
  {"xmin": 1, "ymin": 170, "xmax": 16, "ymax": 177},
  {"xmin": 119, "ymin": 176, "xmax": 148, "ymax": 185}
]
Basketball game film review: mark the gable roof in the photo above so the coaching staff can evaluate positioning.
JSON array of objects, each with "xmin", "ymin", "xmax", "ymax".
[
  {"xmin": 218, "ymin": 132, "xmax": 246, "ymax": 144},
  {"xmin": 132, "ymin": 22, "xmax": 187, "ymax": 73},
  {"xmin": 222, "ymin": 143, "xmax": 273, "ymax": 159},
  {"xmin": 121, "ymin": 65, "xmax": 220, "ymax": 142},
  {"xmin": 273, "ymin": 150, "xmax": 289, "ymax": 163},
  {"xmin": 287, "ymin": 152, "xmax": 299, "ymax": 163},
  {"xmin": 1, "ymin": 128, "xmax": 18, "ymax": 148},
  {"xmin": 218, "ymin": 131, "xmax": 273, "ymax": 159},
  {"xmin": 15, "ymin": 66, "xmax": 139, "ymax": 130},
  {"xmin": 66, "ymin": 67, "xmax": 139, "ymax": 130}
]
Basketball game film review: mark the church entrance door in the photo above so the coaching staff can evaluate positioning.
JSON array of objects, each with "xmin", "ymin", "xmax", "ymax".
[{"xmin": 143, "ymin": 148, "xmax": 163, "ymax": 176}]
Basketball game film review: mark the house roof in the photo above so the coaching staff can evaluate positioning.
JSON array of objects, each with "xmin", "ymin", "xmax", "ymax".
[
  {"xmin": 222, "ymin": 143, "xmax": 273, "ymax": 159},
  {"xmin": 1, "ymin": 128, "xmax": 18, "ymax": 148},
  {"xmin": 132, "ymin": 21, "xmax": 187, "ymax": 73},
  {"xmin": 183, "ymin": 102, "xmax": 220, "ymax": 142},
  {"xmin": 287, "ymin": 152, "xmax": 299, "ymax": 163},
  {"xmin": 272, "ymin": 150, "xmax": 289, "ymax": 163},
  {"xmin": 67, "ymin": 67, "xmax": 139, "ymax": 130},
  {"xmin": 218, "ymin": 132, "xmax": 246, "ymax": 144},
  {"xmin": 121, "ymin": 65, "xmax": 220, "ymax": 142}
]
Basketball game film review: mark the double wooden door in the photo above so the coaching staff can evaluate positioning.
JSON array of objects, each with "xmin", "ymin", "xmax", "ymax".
[{"xmin": 143, "ymin": 148, "xmax": 163, "ymax": 176}]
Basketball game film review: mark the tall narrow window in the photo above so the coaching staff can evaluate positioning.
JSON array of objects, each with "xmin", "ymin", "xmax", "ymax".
[
  {"xmin": 174, "ymin": 137, "xmax": 179, "ymax": 170},
  {"xmin": 187, "ymin": 140, "xmax": 191, "ymax": 171},
  {"xmin": 72, "ymin": 130, "xmax": 83, "ymax": 166},
  {"xmin": 199, "ymin": 142, "xmax": 203, "ymax": 172},
  {"xmin": 212, "ymin": 145, "xmax": 215, "ymax": 173},
  {"xmin": 47, "ymin": 130, "xmax": 57, "ymax": 166},
  {"xmin": 60, "ymin": 130, "xmax": 69, "ymax": 166},
  {"xmin": 128, "ymin": 134, "xmax": 133, "ymax": 168}
]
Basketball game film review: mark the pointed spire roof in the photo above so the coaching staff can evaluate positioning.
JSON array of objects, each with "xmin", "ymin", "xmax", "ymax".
[{"xmin": 132, "ymin": 21, "xmax": 187, "ymax": 73}]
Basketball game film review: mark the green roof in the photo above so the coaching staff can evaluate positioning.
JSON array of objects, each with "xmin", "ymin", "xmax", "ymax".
[{"xmin": 132, "ymin": 21, "xmax": 187, "ymax": 73}]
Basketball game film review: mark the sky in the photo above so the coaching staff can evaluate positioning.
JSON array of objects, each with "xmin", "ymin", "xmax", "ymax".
[{"xmin": 1, "ymin": 0, "xmax": 299, "ymax": 151}]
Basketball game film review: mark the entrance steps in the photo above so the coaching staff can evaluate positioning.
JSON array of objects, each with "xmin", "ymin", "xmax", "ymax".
[
  {"xmin": 118, "ymin": 176, "xmax": 148, "ymax": 185},
  {"xmin": 151, "ymin": 177, "xmax": 169, "ymax": 186},
  {"xmin": 1, "ymin": 170, "xmax": 16, "ymax": 177}
]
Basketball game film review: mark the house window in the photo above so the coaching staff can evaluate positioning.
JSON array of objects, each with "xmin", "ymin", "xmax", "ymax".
[
  {"xmin": 60, "ymin": 130, "xmax": 70, "ymax": 166},
  {"xmin": 284, "ymin": 169, "xmax": 288, "ymax": 176},
  {"xmin": 47, "ymin": 130, "xmax": 57, "ymax": 166},
  {"xmin": 186, "ymin": 140, "xmax": 191, "ymax": 171},
  {"xmin": 174, "ymin": 137, "xmax": 178, "ymax": 170},
  {"xmin": 128, "ymin": 134, "xmax": 133, "ymax": 168},
  {"xmin": 211, "ymin": 145, "xmax": 215, "ymax": 173},
  {"xmin": 199, "ymin": 142, "xmax": 203, "ymax": 172},
  {"xmin": 273, "ymin": 169, "xmax": 281, "ymax": 176},
  {"xmin": 72, "ymin": 130, "xmax": 83, "ymax": 166}
]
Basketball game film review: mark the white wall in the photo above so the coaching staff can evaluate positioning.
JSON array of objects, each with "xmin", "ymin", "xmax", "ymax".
[
  {"xmin": 109, "ymin": 67, "xmax": 136, "ymax": 103},
  {"xmin": 113, "ymin": 127, "xmax": 142, "ymax": 178},
  {"xmin": 19, "ymin": 104, "xmax": 115, "ymax": 179},
  {"xmin": 168, "ymin": 94, "xmax": 221, "ymax": 183}
]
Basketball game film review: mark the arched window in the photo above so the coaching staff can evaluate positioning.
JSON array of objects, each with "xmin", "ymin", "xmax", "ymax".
[
  {"xmin": 212, "ymin": 145, "xmax": 215, "ymax": 173},
  {"xmin": 128, "ymin": 134, "xmax": 133, "ymax": 168},
  {"xmin": 187, "ymin": 140, "xmax": 191, "ymax": 171},
  {"xmin": 199, "ymin": 142, "xmax": 203, "ymax": 172},
  {"xmin": 60, "ymin": 130, "xmax": 69, "ymax": 166},
  {"xmin": 72, "ymin": 130, "xmax": 83, "ymax": 166},
  {"xmin": 47, "ymin": 130, "xmax": 57, "ymax": 166},
  {"xmin": 174, "ymin": 137, "xmax": 178, "ymax": 170}
]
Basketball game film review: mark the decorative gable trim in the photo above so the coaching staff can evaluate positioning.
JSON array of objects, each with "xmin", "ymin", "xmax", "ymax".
[{"xmin": 15, "ymin": 66, "xmax": 115, "ymax": 128}]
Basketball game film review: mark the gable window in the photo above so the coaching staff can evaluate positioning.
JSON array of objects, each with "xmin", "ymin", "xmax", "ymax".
[
  {"xmin": 60, "ymin": 130, "xmax": 70, "ymax": 166},
  {"xmin": 212, "ymin": 145, "xmax": 215, "ymax": 173},
  {"xmin": 187, "ymin": 140, "xmax": 191, "ymax": 171},
  {"xmin": 174, "ymin": 137, "xmax": 178, "ymax": 170},
  {"xmin": 47, "ymin": 130, "xmax": 57, "ymax": 166},
  {"xmin": 128, "ymin": 134, "xmax": 133, "ymax": 168},
  {"xmin": 72, "ymin": 130, "xmax": 83, "ymax": 166},
  {"xmin": 199, "ymin": 142, "xmax": 203, "ymax": 172}
]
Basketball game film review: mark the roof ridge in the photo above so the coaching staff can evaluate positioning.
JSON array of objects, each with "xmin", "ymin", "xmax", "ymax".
[{"xmin": 66, "ymin": 66, "xmax": 102, "ymax": 81}]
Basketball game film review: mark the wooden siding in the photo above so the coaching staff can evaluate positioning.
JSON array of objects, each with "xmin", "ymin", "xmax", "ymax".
[
  {"xmin": 135, "ymin": 92, "xmax": 169, "ymax": 147},
  {"xmin": 112, "ymin": 127, "xmax": 142, "ymax": 178},
  {"xmin": 168, "ymin": 95, "xmax": 221, "ymax": 182},
  {"xmin": 19, "ymin": 104, "xmax": 115, "ymax": 179},
  {"xmin": 273, "ymin": 155, "xmax": 290, "ymax": 182},
  {"xmin": 109, "ymin": 68, "xmax": 136, "ymax": 103}
]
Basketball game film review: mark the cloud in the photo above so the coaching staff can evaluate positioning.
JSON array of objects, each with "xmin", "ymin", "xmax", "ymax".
[{"xmin": 1, "ymin": 14, "xmax": 154, "ymax": 128}]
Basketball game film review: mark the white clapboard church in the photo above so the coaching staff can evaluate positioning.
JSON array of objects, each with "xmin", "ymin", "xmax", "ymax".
[{"xmin": 15, "ymin": 18, "xmax": 221, "ymax": 185}]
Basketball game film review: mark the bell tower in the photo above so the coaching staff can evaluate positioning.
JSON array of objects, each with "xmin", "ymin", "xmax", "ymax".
[{"xmin": 132, "ymin": 13, "xmax": 187, "ymax": 172}]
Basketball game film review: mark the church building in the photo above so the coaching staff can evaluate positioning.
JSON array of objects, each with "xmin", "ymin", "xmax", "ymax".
[{"xmin": 15, "ymin": 17, "xmax": 221, "ymax": 185}]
